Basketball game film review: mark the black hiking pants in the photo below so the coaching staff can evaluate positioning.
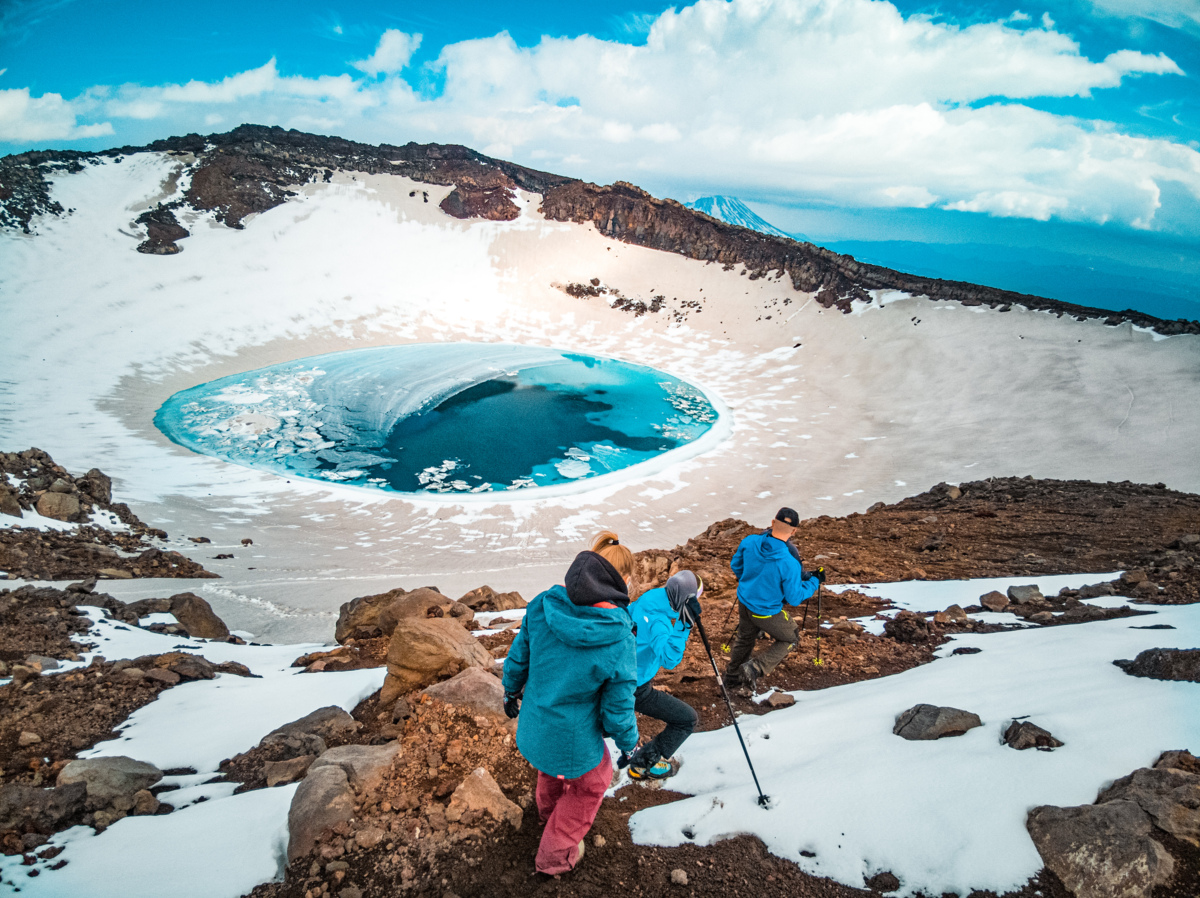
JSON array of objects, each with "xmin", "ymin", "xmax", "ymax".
[
  {"xmin": 634, "ymin": 681, "xmax": 698, "ymax": 760},
  {"xmin": 727, "ymin": 602, "xmax": 798, "ymax": 679}
]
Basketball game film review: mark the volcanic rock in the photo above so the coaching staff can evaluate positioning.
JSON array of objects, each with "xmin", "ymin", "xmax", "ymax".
[
  {"xmin": 0, "ymin": 485, "xmax": 21, "ymax": 517},
  {"xmin": 883, "ymin": 611, "xmax": 932, "ymax": 644},
  {"xmin": 1027, "ymin": 800, "xmax": 1174, "ymax": 898},
  {"xmin": 765, "ymin": 691, "xmax": 796, "ymax": 708},
  {"xmin": 1114, "ymin": 648, "xmax": 1200, "ymax": 682},
  {"xmin": 335, "ymin": 586, "xmax": 467, "ymax": 643},
  {"xmin": 132, "ymin": 789, "xmax": 160, "ymax": 816},
  {"xmin": 1002, "ymin": 720, "xmax": 1064, "ymax": 751},
  {"xmin": 445, "ymin": 767, "xmax": 522, "ymax": 829},
  {"xmin": 264, "ymin": 755, "xmax": 316, "ymax": 787},
  {"xmin": 168, "ymin": 592, "xmax": 230, "ymax": 639},
  {"xmin": 264, "ymin": 706, "xmax": 360, "ymax": 748},
  {"xmin": 287, "ymin": 765, "xmax": 356, "ymax": 863},
  {"xmin": 1097, "ymin": 765, "xmax": 1200, "ymax": 845},
  {"xmin": 457, "ymin": 585, "xmax": 527, "ymax": 612},
  {"xmin": 57, "ymin": 756, "xmax": 163, "ymax": 808},
  {"xmin": 379, "ymin": 617, "xmax": 494, "ymax": 704},
  {"xmin": 1006, "ymin": 584, "xmax": 1044, "ymax": 605},
  {"xmin": 421, "ymin": 666, "xmax": 507, "ymax": 719},
  {"xmin": 980, "ymin": 590, "xmax": 1009, "ymax": 612},
  {"xmin": 934, "ymin": 604, "xmax": 968, "ymax": 624},
  {"xmin": 310, "ymin": 743, "xmax": 401, "ymax": 794},
  {"xmin": 0, "ymin": 782, "xmax": 87, "ymax": 832},
  {"xmin": 893, "ymin": 704, "xmax": 982, "ymax": 740},
  {"xmin": 35, "ymin": 491, "xmax": 81, "ymax": 522}
]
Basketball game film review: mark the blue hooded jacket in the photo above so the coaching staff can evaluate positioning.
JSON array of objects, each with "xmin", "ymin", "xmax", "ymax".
[
  {"xmin": 632, "ymin": 586, "xmax": 691, "ymax": 686},
  {"xmin": 730, "ymin": 531, "xmax": 819, "ymax": 616},
  {"xmin": 502, "ymin": 552, "xmax": 639, "ymax": 779}
]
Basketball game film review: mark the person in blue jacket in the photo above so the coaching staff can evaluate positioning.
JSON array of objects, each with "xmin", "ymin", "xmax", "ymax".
[
  {"xmin": 726, "ymin": 506, "xmax": 823, "ymax": 693},
  {"xmin": 623, "ymin": 570, "xmax": 704, "ymax": 780},
  {"xmin": 501, "ymin": 530, "xmax": 639, "ymax": 876}
]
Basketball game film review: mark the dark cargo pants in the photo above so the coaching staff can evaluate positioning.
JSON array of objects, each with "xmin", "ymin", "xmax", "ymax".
[
  {"xmin": 634, "ymin": 681, "xmax": 698, "ymax": 760},
  {"xmin": 727, "ymin": 602, "xmax": 798, "ymax": 679}
]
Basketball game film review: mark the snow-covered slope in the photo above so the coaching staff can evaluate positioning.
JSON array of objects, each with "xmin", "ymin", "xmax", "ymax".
[
  {"xmin": 687, "ymin": 195, "xmax": 793, "ymax": 238},
  {"xmin": 2, "ymin": 147, "xmax": 1199, "ymax": 640},
  {"xmin": 628, "ymin": 580, "xmax": 1200, "ymax": 898}
]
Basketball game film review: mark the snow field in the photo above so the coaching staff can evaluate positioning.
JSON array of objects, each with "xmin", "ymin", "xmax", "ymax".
[
  {"xmin": 4, "ymin": 156, "xmax": 1200, "ymax": 644},
  {"xmin": 629, "ymin": 578, "xmax": 1200, "ymax": 898},
  {"xmin": 0, "ymin": 610, "xmax": 384, "ymax": 897}
]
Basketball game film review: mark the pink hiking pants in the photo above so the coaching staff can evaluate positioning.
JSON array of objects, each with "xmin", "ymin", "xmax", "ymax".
[{"xmin": 534, "ymin": 745, "xmax": 612, "ymax": 874}]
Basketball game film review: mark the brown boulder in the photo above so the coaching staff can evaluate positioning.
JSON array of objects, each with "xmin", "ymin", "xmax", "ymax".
[
  {"xmin": 1097, "ymin": 765, "xmax": 1200, "ymax": 845},
  {"xmin": 445, "ymin": 767, "xmax": 522, "ymax": 829},
  {"xmin": 169, "ymin": 592, "xmax": 230, "ymax": 639},
  {"xmin": 379, "ymin": 617, "xmax": 494, "ymax": 704},
  {"xmin": 36, "ymin": 491, "xmax": 81, "ymax": 522},
  {"xmin": 1027, "ymin": 800, "xmax": 1174, "ymax": 898},
  {"xmin": 458, "ymin": 585, "xmax": 527, "ymax": 612},
  {"xmin": 286, "ymin": 765, "xmax": 356, "ymax": 863},
  {"xmin": 0, "ymin": 485, "xmax": 21, "ymax": 518},
  {"xmin": 335, "ymin": 586, "xmax": 469, "ymax": 643},
  {"xmin": 980, "ymin": 591, "xmax": 1009, "ymax": 612},
  {"xmin": 422, "ymin": 666, "xmax": 507, "ymax": 718},
  {"xmin": 376, "ymin": 588, "xmax": 472, "ymax": 635}
]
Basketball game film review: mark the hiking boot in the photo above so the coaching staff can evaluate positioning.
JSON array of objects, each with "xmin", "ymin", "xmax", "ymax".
[
  {"xmin": 629, "ymin": 758, "xmax": 674, "ymax": 780},
  {"xmin": 739, "ymin": 660, "xmax": 761, "ymax": 695}
]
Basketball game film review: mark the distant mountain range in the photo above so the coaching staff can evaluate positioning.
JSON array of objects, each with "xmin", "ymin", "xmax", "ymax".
[{"xmin": 686, "ymin": 196, "xmax": 793, "ymax": 239}]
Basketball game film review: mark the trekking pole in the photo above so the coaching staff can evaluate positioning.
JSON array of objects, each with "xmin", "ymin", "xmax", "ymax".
[
  {"xmin": 718, "ymin": 599, "xmax": 738, "ymax": 652},
  {"xmin": 693, "ymin": 616, "xmax": 771, "ymax": 809},
  {"xmin": 813, "ymin": 582, "xmax": 824, "ymax": 667}
]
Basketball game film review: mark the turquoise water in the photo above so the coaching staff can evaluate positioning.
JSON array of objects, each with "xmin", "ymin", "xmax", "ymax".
[{"xmin": 155, "ymin": 344, "xmax": 719, "ymax": 495}]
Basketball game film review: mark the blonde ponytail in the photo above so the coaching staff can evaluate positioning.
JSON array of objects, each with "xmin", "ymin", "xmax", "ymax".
[{"xmin": 589, "ymin": 530, "xmax": 634, "ymax": 580}]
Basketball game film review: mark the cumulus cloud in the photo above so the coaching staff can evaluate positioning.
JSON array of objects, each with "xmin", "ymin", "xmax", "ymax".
[
  {"xmin": 351, "ymin": 30, "xmax": 422, "ymax": 77},
  {"xmin": 2, "ymin": 0, "xmax": 1196, "ymax": 233},
  {"xmin": 0, "ymin": 87, "xmax": 112, "ymax": 142}
]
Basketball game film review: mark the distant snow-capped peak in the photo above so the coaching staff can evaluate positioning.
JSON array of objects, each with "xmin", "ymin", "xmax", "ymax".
[{"xmin": 687, "ymin": 195, "xmax": 792, "ymax": 238}]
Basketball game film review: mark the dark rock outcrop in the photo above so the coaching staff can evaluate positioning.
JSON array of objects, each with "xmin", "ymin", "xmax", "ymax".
[
  {"xmin": 893, "ymin": 704, "xmax": 982, "ymax": 740},
  {"xmin": 1114, "ymin": 648, "xmax": 1200, "ymax": 683},
  {"xmin": 1002, "ymin": 720, "xmax": 1064, "ymax": 751}
]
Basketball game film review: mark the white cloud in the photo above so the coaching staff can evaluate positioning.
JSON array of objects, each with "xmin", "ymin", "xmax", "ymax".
[
  {"xmin": 0, "ymin": 87, "xmax": 112, "ymax": 142},
  {"xmin": 351, "ymin": 30, "xmax": 422, "ymax": 77},
  {"xmin": 1, "ymin": 0, "xmax": 1196, "ymax": 234},
  {"xmin": 1088, "ymin": 0, "xmax": 1200, "ymax": 30}
]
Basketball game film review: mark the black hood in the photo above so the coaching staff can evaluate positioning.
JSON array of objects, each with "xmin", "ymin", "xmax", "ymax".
[{"xmin": 564, "ymin": 551, "xmax": 630, "ymax": 609}]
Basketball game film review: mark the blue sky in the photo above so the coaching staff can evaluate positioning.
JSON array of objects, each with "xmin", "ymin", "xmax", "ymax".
[{"xmin": 3, "ymin": 0, "xmax": 1198, "ymax": 317}]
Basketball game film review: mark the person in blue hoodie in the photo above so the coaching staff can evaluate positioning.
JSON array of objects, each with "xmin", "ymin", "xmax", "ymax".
[
  {"xmin": 623, "ymin": 570, "xmax": 704, "ymax": 780},
  {"xmin": 726, "ymin": 506, "xmax": 823, "ymax": 693},
  {"xmin": 501, "ymin": 531, "xmax": 639, "ymax": 876}
]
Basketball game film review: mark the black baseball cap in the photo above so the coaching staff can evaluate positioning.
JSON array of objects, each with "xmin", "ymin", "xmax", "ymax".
[{"xmin": 774, "ymin": 507, "xmax": 800, "ymax": 527}]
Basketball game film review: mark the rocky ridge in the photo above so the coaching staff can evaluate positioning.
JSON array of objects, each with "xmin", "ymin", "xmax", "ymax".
[
  {"xmin": 2, "ymin": 125, "xmax": 1197, "ymax": 335},
  {"xmin": 0, "ymin": 448, "xmax": 215, "ymax": 580}
]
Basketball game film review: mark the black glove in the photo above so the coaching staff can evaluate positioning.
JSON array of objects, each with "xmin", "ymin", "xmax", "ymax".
[
  {"xmin": 626, "ymin": 743, "xmax": 662, "ymax": 770},
  {"xmin": 682, "ymin": 594, "xmax": 702, "ymax": 627},
  {"xmin": 814, "ymin": 566, "xmax": 826, "ymax": 584},
  {"xmin": 617, "ymin": 750, "xmax": 631, "ymax": 769},
  {"xmin": 503, "ymin": 691, "xmax": 521, "ymax": 719}
]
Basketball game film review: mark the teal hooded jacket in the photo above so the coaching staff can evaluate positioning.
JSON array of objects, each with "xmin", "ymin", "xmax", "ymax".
[{"xmin": 502, "ymin": 552, "xmax": 639, "ymax": 779}]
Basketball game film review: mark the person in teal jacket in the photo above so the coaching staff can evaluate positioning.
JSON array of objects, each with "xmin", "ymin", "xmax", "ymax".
[
  {"xmin": 502, "ymin": 532, "xmax": 639, "ymax": 875},
  {"xmin": 624, "ymin": 570, "xmax": 704, "ymax": 780}
]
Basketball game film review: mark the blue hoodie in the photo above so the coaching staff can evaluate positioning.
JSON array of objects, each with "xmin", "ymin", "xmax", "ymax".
[
  {"xmin": 632, "ymin": 586, "xmax": 691, "ymax": 686},
  {"xmin": 502, "ymin": 552, "xmax": 639, "ymax": 779},
  {"xmin": 730, "ymin": 531, "xmax": 819, "ymax": 616}
]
